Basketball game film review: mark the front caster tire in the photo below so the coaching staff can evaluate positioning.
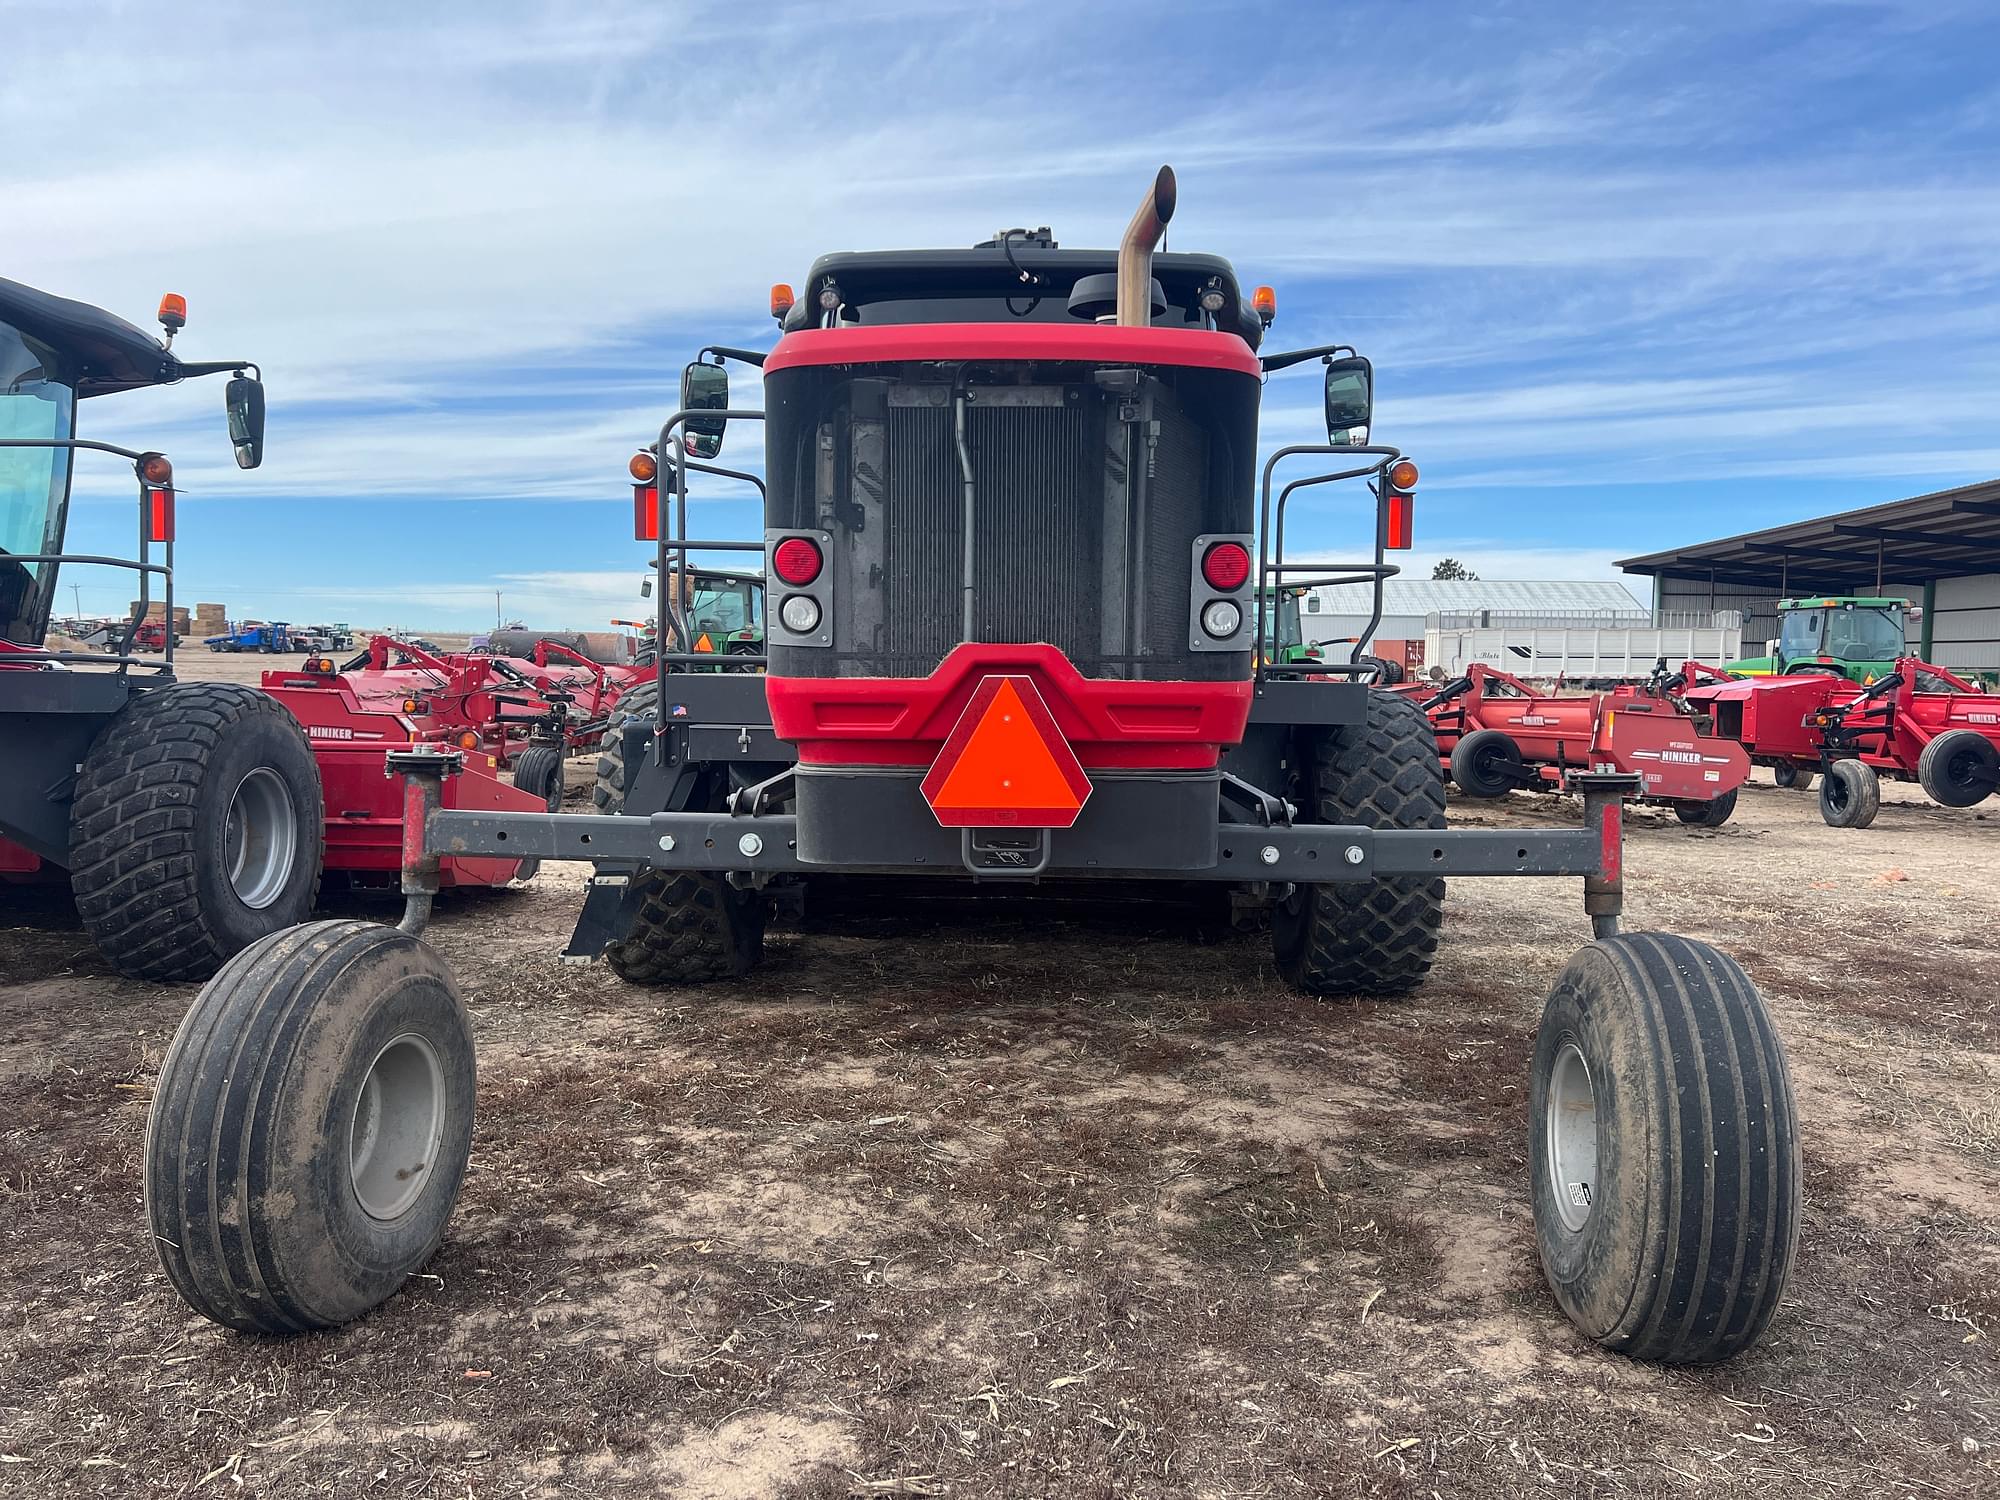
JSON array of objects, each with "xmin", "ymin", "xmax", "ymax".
[
  {"xmin": 1529, "ymin": 934, "xmax": 1800, "ymax": 1364},
  {"xmin": 1673, "ymin": 788, "xmax": 1737, "ymax": 827},
  {"xmin": 511, "ymin": 744, "xmax": 565, "ymax": 812},
  {"xmin": 145, "ymin": 921, "xmax": 476, "ymax": 1334},
  {"xmin": 605, "ymin": 870, "xmax": 765, "ymax": 984},
  {"xmin": 1819, "ymin": 759, "xmax": 1880, "ymax": 828}
]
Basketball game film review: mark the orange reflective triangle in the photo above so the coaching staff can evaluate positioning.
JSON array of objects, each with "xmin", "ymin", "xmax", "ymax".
[
  {"xmin": 921, "ymin": 676, "xmax": 1091, "ymax": 828},
  {"xmin": 694, "ymin": 633, "xmax": 715, "ymax": 653}
]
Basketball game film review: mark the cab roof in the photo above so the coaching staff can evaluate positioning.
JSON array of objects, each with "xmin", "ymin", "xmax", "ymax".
[
  {"xmin": 0, "ymin": 276, "xmax": 182, "ymax": 397},
  {"xmin": 781, "ymin": 246, "xmax": 1264, "ymax": 350}
]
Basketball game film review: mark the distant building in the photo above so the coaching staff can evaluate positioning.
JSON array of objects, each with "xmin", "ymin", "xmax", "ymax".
[
  {"xmin": 1618, "ymin": 477, "xmax": 2000, "ymax": 674},
  {"xmin": 1302, "ymin": 579, "xmax": 1649, "ymax": 651}
]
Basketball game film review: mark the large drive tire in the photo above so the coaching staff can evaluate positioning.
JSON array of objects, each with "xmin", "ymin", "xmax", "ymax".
[
  {"xmin": 145, "ymin": 921, "xmax": 477, "ymax": 1334},
  {"xmin": 593, "ymin": 679, "xmax": 659, "ymax": 814},
  {"xmin": 69, "ymin": 682, "xmax": 324, "ymax": 981},
  {"xmin": 1271, "ymin": 692, "xmax": 1445, "ymax": 996},
  {"xmin": 1819, "ymin": 759, "xmax": 1880, "ymax": 828},
  {"xmin": 1449, "ymin": 727, "xmax": 1522, "ymax": 798},
  {"xmin": 604, "ymin": 869, "xmax": 765, "ymax": 984},
  {"xmin": 511, "ymin": 745, "xmax": 565, "ymax": 812},
  {"xmin": 1916, "ymin": 729, "xmax": 1998, "ymax": 808},
  {"xmin": 1530, "ymin": 934, "xmax": 1800, "ymax": 1363},
  {"xmin": 1673, "ymin": 788, "xmax": 1737, "ymax": 827},
  {"xmin": 1771, "ymin": 761, "xmax": 1813, "ymax": 791}
]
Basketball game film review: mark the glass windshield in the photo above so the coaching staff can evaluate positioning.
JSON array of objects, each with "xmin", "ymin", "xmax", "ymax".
[
  {"xmin": 1778, "ymin": 609, "xmax": 1823, "ymax": 662},
  {"xmin": 1259, "ymin": 591, "xmax": 1304, "ymax": 651},
  {"xmin": 688, "ymin": 579, "xmax": 761, "ymax": 637},
  {"xmin": 1825, "ymin": 605, "xmax": 1904, "ymax": 663},
  {"xmin": 1, "ymin": 323, "xmax": 75, "ymax": 643}
]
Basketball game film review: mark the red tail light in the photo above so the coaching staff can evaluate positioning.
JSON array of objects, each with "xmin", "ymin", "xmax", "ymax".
[
  {"xmin": 1384, "ymin": 490, "xmax": 1413, "ymax": 550},
  {"xmin": 146, "ymin": 487, "xmax": 175, "ymax": 543},
  {"xmin": 772, "ymin": 536, "xmax": 823, "ymax": 586},
  {"xmin": 1200, "ymin": 541, "xmax": 1251, "ymax": 591},
  {"xmin": 633, "ymin": 483, "xmax": 659, "ymax": 541}
]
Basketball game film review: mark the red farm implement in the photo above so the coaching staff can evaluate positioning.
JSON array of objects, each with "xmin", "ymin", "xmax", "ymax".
[
  {"xmin": 1681, "ymin": 656, "xmax": 2000, "ymax": 827},
  {"xmin": 1414, "ymin": 662, "xmax": 1749, "ymax": 826},
  {"xmin": 255, "ymin": 652, "xmax": 572, "ymax": 890}
]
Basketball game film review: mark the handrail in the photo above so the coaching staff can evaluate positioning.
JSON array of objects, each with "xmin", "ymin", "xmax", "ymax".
[
  {"xmin": 652, "ymin": 407, "xmax": 771, "ymax": 734},
  {"xmin": 1256, "ymin": 443, "xmax": 1402, "ymax": 682}
]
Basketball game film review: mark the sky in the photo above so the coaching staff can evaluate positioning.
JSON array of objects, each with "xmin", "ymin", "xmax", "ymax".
[{"xmin": 11, "ymin": 0, "xmax": 2000, "ymax": 630}]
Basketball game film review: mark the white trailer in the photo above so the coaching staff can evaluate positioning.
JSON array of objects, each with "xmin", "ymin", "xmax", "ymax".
[{"xmin": 1423, "ymin": 612, "xmax": 1744, "ymax": 685}]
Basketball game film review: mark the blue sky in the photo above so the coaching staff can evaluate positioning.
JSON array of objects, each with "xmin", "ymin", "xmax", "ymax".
[{"xmin": 13, "ymin": 0, "xmax": 2000, "ymax": 629}]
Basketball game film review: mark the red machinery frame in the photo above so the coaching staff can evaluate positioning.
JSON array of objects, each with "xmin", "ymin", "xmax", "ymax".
[
  {"xmin": 1411, "ymin": 662, "xmax": 1749, "ymax": 821},
  {"xmin": 1683, "ymin": 656, "xmax": 2000, "ymax": 821}
]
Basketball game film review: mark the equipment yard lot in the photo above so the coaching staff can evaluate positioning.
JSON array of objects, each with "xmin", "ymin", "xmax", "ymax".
[{"xmin": 1, "ymin": 771, "xmax": 1993, "ymax": 1499}]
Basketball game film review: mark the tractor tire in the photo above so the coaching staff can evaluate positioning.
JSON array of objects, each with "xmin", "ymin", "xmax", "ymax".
[
  {"xmin": 1771, "ymin": 761, "xmax": 1814, "ymax": 791},
  {"xmin": 593, "ymin": 679, "xmax": 659, "ymax": 814},
  {"xmin": 1916, "ymin": 729, "xmax": 1998, "ymax": 808},
  {"xmin": 145, "ymin": 921, "xmax": 476, "ymax": 1334},
  {"xmin": 1355, "ymin": 654, "xmax": 1405, "ymax": 686},
  {"xmin": 69, "ymin": 682, "xmax": 324, "ymax": 982},
  {"xmin": 604, "ymin": 869, "xmax": 765, "ymax": 985},
  {"xmin": 1529, "ymin": 933, "xmax": 1800, "ymax": 1363},
  {"xmin": 511, "ymin": 745, "xmax": 565, "ymax": 812},
  {"xmin": 1819, "ymin": 759, "xmax": 1880, "ymax": 828},
  {"xmin": 1271, "ymin": 692, "xmax": 1445, "ymax": 997},
  {"xmin": 1449, "ymin": 727, "xmax": 1522, "ymax": 798},
  {"xmin": 1673, "ymin": 789, "xmax": 1737, "ymax": 827}
]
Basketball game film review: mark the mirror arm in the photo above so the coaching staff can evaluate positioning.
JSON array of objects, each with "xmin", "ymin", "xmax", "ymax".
[
  {"xmin": 699, "ymin": 345, "xmax": 767, "ymax": 368},
  {"xmin": 1260, "ymin": 343, "xmax": 1355, "ymax": 374},
  {"xmin": 172, "ymin": 359, "xmax": 260, "ymax": 381}
]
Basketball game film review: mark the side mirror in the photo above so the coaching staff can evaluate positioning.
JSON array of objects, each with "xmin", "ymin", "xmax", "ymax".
[
  {"xmin": 1324, "ymin": 355, "xmax": 1372, "ymax": 445},
  {"xmin": 640, "ymin": 578, "xmax": 652, "ymax": 598},
  {"xmin": 681, "ymin": 361, "xmax": 728, "ymax": 460},
  {"xmin": 225, "ymin": 375, "xmax": 265, "ymax": 470},
  {"xmin": 1766, "ymin": 639, "xmax": 1780, "ymax": 657}
]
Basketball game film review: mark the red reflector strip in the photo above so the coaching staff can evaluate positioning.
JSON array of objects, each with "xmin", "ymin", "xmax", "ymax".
[
  {"xmin": 146, "ymin": 486, "xmax": 175, "ymax": 543},
  {"xmin": 633, "ymin": 483, "xmax": 659, "ymax": 541},
  {"xmin": 1385, "ymin": 491, "xmax": 1413, "ymax": 550},
  {"xmin": 920, "ymin": 675, "xmax": 1092, "ymax": 828}
]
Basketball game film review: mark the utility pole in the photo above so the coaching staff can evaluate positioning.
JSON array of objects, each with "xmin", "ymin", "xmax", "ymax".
[
  {"xmin": 70, "ymin": 583, "xmax": 83, "ymax": 617},
  {"xmin": 495, "ymin": 591, "xmax": 502, "ymax": 629}
]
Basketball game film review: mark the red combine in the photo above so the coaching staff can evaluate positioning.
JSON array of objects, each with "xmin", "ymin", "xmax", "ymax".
[
  {"xmin": 1417, "ymin": 662, "xmax": 1749, "ymax": 825},
  {"xmin": 1681, "ymin": 656, "xmax": 2000, "ymax": 827}
]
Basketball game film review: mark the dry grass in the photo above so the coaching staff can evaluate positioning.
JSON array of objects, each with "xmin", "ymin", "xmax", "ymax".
[{"xmin": 2, "ymin": 779, "xmax": 1997, "ymax": 1496}]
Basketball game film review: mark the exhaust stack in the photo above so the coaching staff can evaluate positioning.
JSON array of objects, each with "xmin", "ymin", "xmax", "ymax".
[{"xmin": 1116, "ymin": 166, "xmax": 1176, "ymax": 328}]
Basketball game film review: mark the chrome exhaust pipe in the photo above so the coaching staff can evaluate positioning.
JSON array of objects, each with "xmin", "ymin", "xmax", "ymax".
[{"xmin": 1116, "ymin": 165, "xmax": 1176, "ymax": 327}]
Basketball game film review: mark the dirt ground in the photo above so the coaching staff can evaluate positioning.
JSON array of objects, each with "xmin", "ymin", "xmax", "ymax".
[{"xmin": 2, "ymin": 699, "xmax": 1996, "ymax": 1496}]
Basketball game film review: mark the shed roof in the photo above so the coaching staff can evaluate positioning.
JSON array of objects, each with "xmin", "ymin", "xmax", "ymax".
[{"xmin": 1616, "ymin": 477, "xmax": 2000, "ymax": 591}]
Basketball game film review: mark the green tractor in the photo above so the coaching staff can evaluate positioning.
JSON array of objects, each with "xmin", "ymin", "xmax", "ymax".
[
  {"xmin": 1725, "ymin": 595, "xmax": 1911, "ymax": 682},
  {"xmin": 635, "ymin": 562, "xmax": 764, "ymax": 670},
  {"xmin": 1256, "ymin": 584, "xmax": 1321, "ymax": 667}
]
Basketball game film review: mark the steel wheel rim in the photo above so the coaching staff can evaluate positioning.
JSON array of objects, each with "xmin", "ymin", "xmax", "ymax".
[
  {"xmin": 348, "ymin": 1033, "xmax": 446, "ymax": 1221},
  {"xmin": 1546, "ymin": 1042, "xmax": 1598, "ymax": 1233},
  {"xmin": 224, "ymin": 767, "xmax": 298, "ymax": 909}
]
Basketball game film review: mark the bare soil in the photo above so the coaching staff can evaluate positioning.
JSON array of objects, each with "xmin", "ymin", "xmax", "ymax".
[{"xmin": 2, "ymin": 762, "xmax": 1995, "ymax": 1497}]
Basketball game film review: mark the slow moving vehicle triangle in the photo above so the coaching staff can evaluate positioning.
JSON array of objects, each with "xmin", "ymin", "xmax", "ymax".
[{"xmin": 921, "ymin": 676, "xmax": 1092, "ymax": 828}]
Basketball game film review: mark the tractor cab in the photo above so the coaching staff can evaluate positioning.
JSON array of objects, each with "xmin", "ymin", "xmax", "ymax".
[
  {"xmin": 0, "ymin": 276, "xmax": 265, "ymax": 659},
  {"xmin": 1256, "ymin": 584, "xmax": 1321, "ymax": 666},
  {"xmin": 1727, "ymin": 595, "xmax": 1910, "ymax": 682}
]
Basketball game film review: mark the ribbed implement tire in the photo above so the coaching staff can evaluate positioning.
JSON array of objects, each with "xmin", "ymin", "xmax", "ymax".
[
  {"xmin": 1917, "ymin": 729, "xmax": 1998, "ymax": 808},
  {"xmin": 145, "ymin": 921, "xmax": 476, "ymax": 1334},
  {"xmin": 1272, "ymin": 692, "xmax": 1445, "ymax": 996},
  {"xmin": 593, "ymin": 679, "xmax": 659, "ymax": 814},
  {"xmin": 1819, "ymin": 759, "xmax": 1880, "ymax": 828},
  {"xmin": 604, "ymin": 869, "xmax": 764, "ymax": 985},
  {"xmin": 511, "ymin": 745, "xmax": 565, "ymax": 812},
  {"xmin": 69, "ymin": 682, "xmax": 324, "ymax": 981},
  {"xmin": 1673, "ymin": 788, "xmax": 1737, "ymax": 827},
  {"xmin": 1529, "ymin": 933, "xmax": 1800, "ymax": 1363},
  {"xmin": 1449, "ymin": 727, "xmax": 1522, "ymax": 798}
]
